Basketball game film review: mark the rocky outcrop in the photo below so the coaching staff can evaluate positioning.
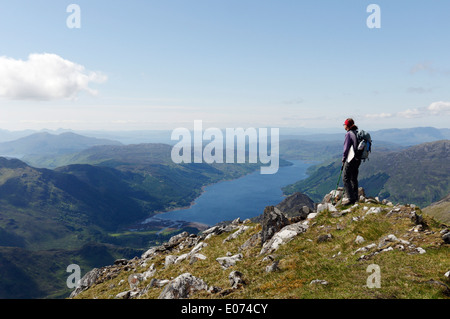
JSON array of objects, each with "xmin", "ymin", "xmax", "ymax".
[
  {"xmin": 260, "ymin": 221, "xmax": 308, "ymax": 255},
  {"xmin": 275, "ymin": 192, "xmax": 315, "ymax": 218},
  {"xmin": 260, "ymin": 206, "xmax": 289, "ymax": 245},
  {"xmin": 353, "ymin": 233, "xmax": 429, "ymax": 261},
  {"xmin": 443, "ymin": 231, "xmax": 450, "ymax": 244},
  {"xmin": 69, "ymin": 268, "xmax": 102, "ymax": 298},
  {"xmin": 158, "ymin": 273, "xmax": 209, "ymax": 299},
  {"xmin": 229, "ymin": 271, "xmax": 245, "ymax": 289},
  {"xmin": 223, "ymin": 225, "xmax": 251, "ymax": 243},
  {"xmin": 216, "ymin": 253, "xmax": 243, "ymax": 269}
]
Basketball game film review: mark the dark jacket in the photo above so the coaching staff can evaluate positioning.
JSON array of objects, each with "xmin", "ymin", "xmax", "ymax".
[{"xmin": 342, "ymin": 127, "xmax": 358, "ymax": 163}]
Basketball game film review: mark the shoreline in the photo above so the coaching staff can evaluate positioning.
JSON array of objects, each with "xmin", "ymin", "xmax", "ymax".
[
  {"xmin": 149, "ymin": 164, "xmax": 268, "ymax": 219},
  {"xmin": 138, "ymin": 159, "xmax": 310, "ymax": 227},
  {"xmin": 153, "ymin": 159, "xmax": 298, "ymax": 217}
]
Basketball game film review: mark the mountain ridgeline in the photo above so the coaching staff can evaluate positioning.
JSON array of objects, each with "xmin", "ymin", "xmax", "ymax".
[{"xmin": 0, "ymin": 132, "xmax": 121, "ymax": 158}]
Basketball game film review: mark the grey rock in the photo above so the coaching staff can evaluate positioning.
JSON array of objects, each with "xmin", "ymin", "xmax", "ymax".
[
  {"xmin": 174, "ymin": 253, "xmax": 190, "ymax": 264},
  {"xmin": 239, "ymin": 231, "xmax": 262, "ymax": 251},
  {"xmin": 141, "ymin": 247, "xmax": 159, "ymax": 260},
  {"xmin": 410, "ymin": 211, "xmax": 424, "ymax": 225},
  {"xmin": 189, "ymin": 253, "xmax": 207, "ymax": 264},
  {"xmin": 317, "ymin": 203, "xmax": 337, "ymax": 214},
  {"xmin": 365, "ymin": 207, "xmax": 382, "ymax": 216},
  {"xmin": 142, "ymin": 264, "xmax": 156, "ymax": 281},
  {"xmin": 208, "ymin": 286, "xmax": 222, "ymax": 294},
  {"xmin": 114, "ymin": 290, "xmax": 131, "ymax": 299},
  {"xmin": 158, "ymin": 273, "xmax": 209, "ymax": 299},
  {"xmin": 323, "ymin": 188, "xmax": 344, "ymax": 204},
  {"xmin": 260, "ymin": 206, "xmax": 289, "ymax": 245},
  {"xmin": 265, "ymin": 260, "xmax": 280, "ymax": 273},
  {"xmin": 415, "ymin": 247, "xmax": 426, "ymax": 254},
  {"xmin": 114, "ymin": 259, "xmax": 128, "ymax": 266},
  {"xmin": 275, "ymin": 192, "xmax": 314, "ymax": 218},
  {"xmin": 202, "ymin": 225, "xmax": 221, "ymax": 236},
  {"xmin": 231, "ymin": 217, "xmax": 242, "ymax": 225},
  {"xmin": 353, "ymin": 243, "xmax": 377, "ymax": 255},
  {"xmin": 149, "ymin": 278, "xmax": 170, "ymax": 288},
  {"xmin": 229, "ymin": 270, "xmax": 245, "ymax": 289},
  {"xmin": 165, "ymin": 255, "xmax": 177, "ymax": 268},
  {"xmin": 190, "ymin": 242, "xmax": 207, "ymax": 255},
  {"xmin": 378, "ymin": 234, "xmax": 398, "ymax": 249},
  {"xmin": 443, "ymin": 232, "xmax": 450, "ymax": 244},
  {"xmin": 223, "ymin": 226, "xmax": 251, "ymax": 243},
  {"xmin": 216, "ymin": 254, "xmax": 243, "ymax": 269},
  {"xmin": 317, "ymin": 233, "xmax": 333, "ymax": 243},
  {"xmin": 128, "ymin": 274, "xmax": 143, "ymax": 290},
  {"xmin": 355, "ymin": 235, "xmax": 365, "ymax": 244},
  {"xmin": 310, "ymin": 279, "xmax": 328, "ymax": 285},
  {"xmin": 69, "ymin": 268, "xmax": 102, "ymax": 298},
  {"xmin": 358, "ymin": 187, "xmax": 366, "ymax": 199},
  {"xmin": 260, "ymin": 222, "xmax": 308, "ymax": 255},
  {"xmin": 167, "ymin": 232, "xmax": 189, "ymax": 247}
]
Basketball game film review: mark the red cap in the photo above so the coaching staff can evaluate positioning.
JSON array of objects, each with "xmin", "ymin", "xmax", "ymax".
[{"xmin": 344, "ymin": 118, "xmax": 354, "ymax": 127}]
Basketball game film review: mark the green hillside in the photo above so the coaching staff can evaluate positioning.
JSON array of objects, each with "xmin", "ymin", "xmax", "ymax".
[
  {"xmin": 0, "ymin": 144, "xmax": 265, "ymax": 250},
  {"xmin": 0, "ymin": 143, "xmax": 273, "ymax": 299},
  {"xmin": 283, "ymin": 140, "xmax": 450, "ymax": 208},
  {"xmin": 0, "ymin": 243, "xmax": 141, "ymax": 299},
  {"xmin": 423, "ymin": 194, "xmax": 450, "ymax": 224}
]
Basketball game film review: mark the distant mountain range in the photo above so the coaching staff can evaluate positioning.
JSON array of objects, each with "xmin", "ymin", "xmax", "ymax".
[
  {"xmin": 0, "ymin": 132, "xmax": 121, "ymax": 158},
  {"xmin": 280, "ymin": 126, "xmax": 450, "ymax": 146},
  {"xmin": 1, "ymin": 127, "xmax": 441, "ymax": 168},
  {"xmin": 0, "ymin": 126, "xmax": 448, "ymax": 146}
]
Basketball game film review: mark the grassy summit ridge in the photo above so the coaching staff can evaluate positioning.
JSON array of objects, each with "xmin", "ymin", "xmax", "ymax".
[{"xmin": 72, "ymin": 192, "xmax": 450, "ymax": 300}]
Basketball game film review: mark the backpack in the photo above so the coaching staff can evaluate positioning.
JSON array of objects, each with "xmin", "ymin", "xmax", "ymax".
[{"xmin": 355, "ymin": 130, "xmax": 372, "ymax": 161}]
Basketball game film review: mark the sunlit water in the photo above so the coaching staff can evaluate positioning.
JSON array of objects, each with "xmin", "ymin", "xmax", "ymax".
[{"xmin": 157, "ymin": 160, "xmax": 312, "ymax": 226}]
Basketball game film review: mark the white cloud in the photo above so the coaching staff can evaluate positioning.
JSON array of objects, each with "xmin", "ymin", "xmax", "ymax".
[
  {"xmin": 397, "ymin": 108, "xmax": 422, "ymax": 119},
  {"xmin": 410, "ymin": 61, "xmax": 435, "ymax": 75},
  {"xmin": 406, "ymin": 87, "xmax": 433, "ymax": 94},
  {"xmin": 365, "ymin": 113, "xmax": 393, "ymax": 119},
  {"xmin": 365, "ymin": 101, "xmax": 450, "ymax": 120},
  {"xmin": 410, "ymin": 61, "xmax": 450, "ymax": 76},
  {"xmin": 426, "ymin": 101, "xmax": 450, "ymax": 116},
  {"xmin": 0, "ymin": 53, "xmax": 107, "ymax": 101}
]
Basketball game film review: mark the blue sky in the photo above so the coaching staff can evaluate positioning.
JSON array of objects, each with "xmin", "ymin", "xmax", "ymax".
[{"xmin": 0, "ymin": 0, "xmax": 449, "ymax": 132}]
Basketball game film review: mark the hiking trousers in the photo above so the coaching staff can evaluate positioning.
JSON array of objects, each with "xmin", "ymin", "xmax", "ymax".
[{"xmin": 343, "ymin": 158, "xmax": 361, "ymax": 203}]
